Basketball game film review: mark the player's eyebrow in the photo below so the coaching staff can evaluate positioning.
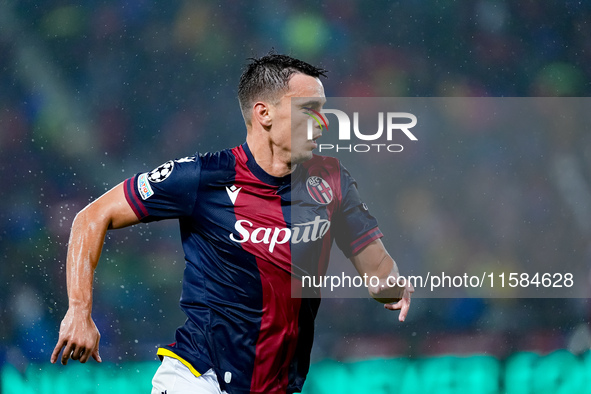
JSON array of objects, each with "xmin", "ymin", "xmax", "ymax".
[{"xmin": 299, "ymin": 99, "xmax": 326, "ymax": 109}]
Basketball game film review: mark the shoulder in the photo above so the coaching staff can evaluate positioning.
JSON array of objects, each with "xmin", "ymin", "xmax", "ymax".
[
  {"xmin": 141, "ymin": 150, "xmax": 230, "ymax": 186},
  {"xmin": 198, "ymin": 147, "xmax": 238, "ymax": 170},
  {"xmin": 193, "ymin": 147, "xmax": 242, "ymax": 186},
  {"xmin": 302, "ymin": 154, "xmax": 341, "ymax": 175}
]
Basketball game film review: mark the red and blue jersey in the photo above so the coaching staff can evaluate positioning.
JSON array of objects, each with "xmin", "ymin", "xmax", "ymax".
[{"xmin": 123, "ymin": 143, "xmax": 382, "ymax": 393}]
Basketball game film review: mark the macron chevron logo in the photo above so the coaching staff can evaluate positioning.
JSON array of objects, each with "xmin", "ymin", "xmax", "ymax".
[{"xmin": 226, "ymin": 185, "xmax": 242, "ymax": 205}]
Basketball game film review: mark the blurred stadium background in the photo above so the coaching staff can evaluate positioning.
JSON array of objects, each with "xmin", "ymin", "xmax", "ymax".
[{"xmin": 1, "ymin": 1, "xmax": 591, "ymax": 392}]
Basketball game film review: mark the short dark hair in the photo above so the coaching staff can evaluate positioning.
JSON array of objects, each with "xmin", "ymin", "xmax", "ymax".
[{"xmin": 238, "ymin": 52, "xmax": 328, "ymax": 124}]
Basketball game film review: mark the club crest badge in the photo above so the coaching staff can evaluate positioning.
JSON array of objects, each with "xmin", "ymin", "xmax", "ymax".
[{"xmin": 306, "ymin": 176, "xmax": 333, "ymax": 205}]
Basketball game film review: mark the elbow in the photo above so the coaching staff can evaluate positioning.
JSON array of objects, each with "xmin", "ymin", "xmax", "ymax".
[{"xmin": 72, "ymin": 203, "xmax": 112, "ymax": 233}]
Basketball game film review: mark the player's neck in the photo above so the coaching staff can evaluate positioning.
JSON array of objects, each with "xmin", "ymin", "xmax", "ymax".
[{"xmin": 246, "ymin": 135, "xmax": 294, "ymax": 178}]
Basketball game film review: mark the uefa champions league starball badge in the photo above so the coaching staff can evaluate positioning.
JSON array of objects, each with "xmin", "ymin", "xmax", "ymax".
[{"xmin": 148, "ymin": 160, "xmax": 174, "ymax": 183}]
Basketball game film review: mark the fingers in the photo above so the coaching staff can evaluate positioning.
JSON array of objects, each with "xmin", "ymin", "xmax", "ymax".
[
  {"xmin": 79, "ymin": 349, "xmax": 90, "ymax": 363},
  {"xmin": 398, "ymin": 297, "xmax": 411, "ymax": 322},
  {"xmin": 50, "ymin": 338, "xmax": 66, "ymax": 364},
  {"xmin": 61, "ymin": 345, "xmax": 96, "ymax": 364},
  {"xmin": 79, "ymin": 347, "xmax": 92, "ymax": 363},
  {"xmin": 61, "ymin": 341, "xmax": 75, "ymax": 365},
  {"xmin": 82, "ymin": 336, "xmax": 102, "ymax": 363},
  {"xmin": 384, "ymin": 285, "xmax": 413, "ymax": 321},
  {"xmin": 384, "ymin": 297, "xmax": 410, "ymax": 321},
  {"xmin": 52, "ymin": 339, "xmax": 100, "ymax": 364},
  {"xmin": 71, "ymin": 345, "xmax": 86, "ymax": 362},
  {"xmin": 91, "ymin": 346, "xmax": 102, "ymax": 363},
  {"xmin": 384, "ymin": 299, "xmax": 403, "ymax": 311}
]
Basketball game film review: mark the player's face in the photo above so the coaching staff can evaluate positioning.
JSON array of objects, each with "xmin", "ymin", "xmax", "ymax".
[{"xmin": 271, "ymin": 74, "xmax": 326, "ymax": 164}]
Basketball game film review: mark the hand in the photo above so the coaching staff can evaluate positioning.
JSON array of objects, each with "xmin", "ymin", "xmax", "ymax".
[
  {"xmin": 368, "ymin": 275, "xmax": 414, "ymax": 322},
  {"xmin": 383, "ymin": 277, "xmax": 414, "ymax": 322},
  {"xmin": 50, "ymin": 308, "xmax": 102, "ymax": 365}
]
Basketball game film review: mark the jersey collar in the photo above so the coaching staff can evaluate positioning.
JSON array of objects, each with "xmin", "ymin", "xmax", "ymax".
[{"xmin": 242, "ymin": 142, "xmax": 303, "ymax": 187}]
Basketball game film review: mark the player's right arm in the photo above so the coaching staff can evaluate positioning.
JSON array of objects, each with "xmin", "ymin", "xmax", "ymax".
[{"xmin": 50, "ymin": 182, "xmax": 139, "ymax": 365}]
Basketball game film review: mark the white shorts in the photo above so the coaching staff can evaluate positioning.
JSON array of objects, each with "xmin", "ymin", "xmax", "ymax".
[{"xmin": 151, "ymin": 356, "xmax": 228, "ymax": 394}]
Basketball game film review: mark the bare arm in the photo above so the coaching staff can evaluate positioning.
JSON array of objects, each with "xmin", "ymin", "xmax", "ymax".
[
  {"xmin": 350, "ymin": 239, "xmax": 414, "ymax": 321},
  {"xmin": 50, "ymin": 182, "xmax": 139, "ymax": 365}
]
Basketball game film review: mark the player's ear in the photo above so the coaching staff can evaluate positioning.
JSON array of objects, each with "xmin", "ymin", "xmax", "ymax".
[{"xmin": 253, "ymin": 101, "xmax": 272, "ymax": 128}]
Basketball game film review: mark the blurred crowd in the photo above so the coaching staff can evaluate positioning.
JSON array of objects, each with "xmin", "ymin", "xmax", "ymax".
[{"xmin": 1, "ymin": 0, "xmax": 591, "ymax": 368}]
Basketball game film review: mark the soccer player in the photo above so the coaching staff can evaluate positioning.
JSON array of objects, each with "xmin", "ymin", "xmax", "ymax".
[{"xmin": 50, "ymin": 53, "xmax": 414, "ymax": 394}]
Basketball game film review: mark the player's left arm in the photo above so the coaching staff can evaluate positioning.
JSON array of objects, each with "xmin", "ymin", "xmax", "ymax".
[{"xmin": 350, "ymin": 238, "xmax": 414, "ymax": 321}]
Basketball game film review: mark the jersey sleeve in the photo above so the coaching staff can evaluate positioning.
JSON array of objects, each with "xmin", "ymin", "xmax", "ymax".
[
  {"xmin": 123, "ymin": 156, "xmax": 200, "ymax": 222},
  {"xmin": 333, "ymin": 164, "xmax": 383, "ymax": 257}
]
